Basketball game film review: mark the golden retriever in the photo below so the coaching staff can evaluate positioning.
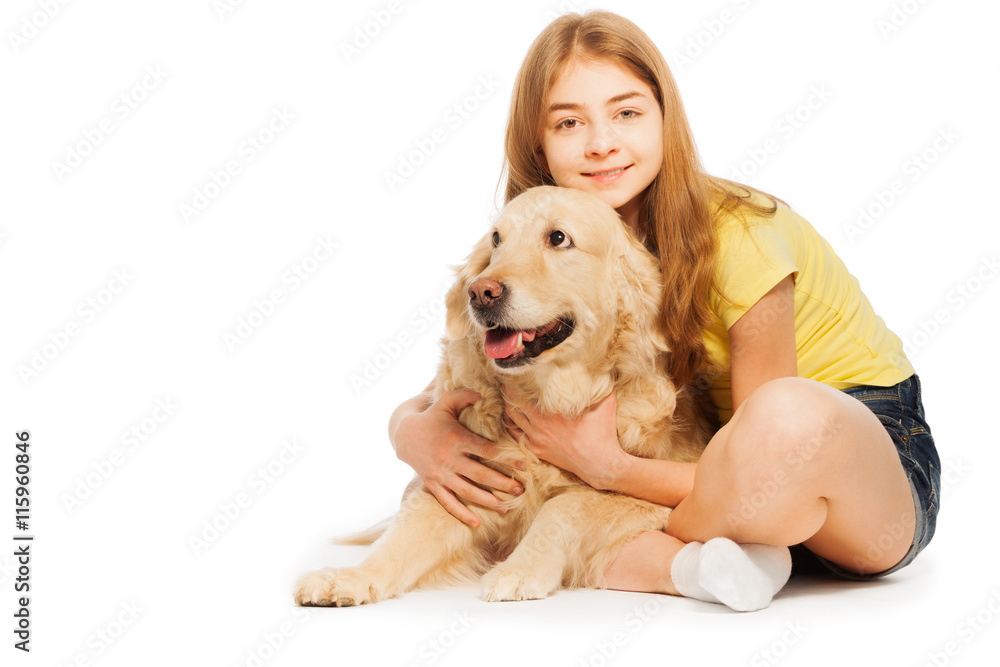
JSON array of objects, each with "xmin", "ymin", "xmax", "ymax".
[{"xmin": 294, "ymin": 186, "xmax": 712, "ymax": 605}]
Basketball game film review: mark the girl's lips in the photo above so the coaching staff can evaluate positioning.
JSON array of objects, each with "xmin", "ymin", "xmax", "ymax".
[{"xmin": 582, "ymin": 164, "xmax": 632, "ymax": 184}]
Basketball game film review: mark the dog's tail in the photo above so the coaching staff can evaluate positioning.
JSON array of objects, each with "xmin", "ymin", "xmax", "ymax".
[{"xmin": 331, "ymin": 517, "xmax": 392, "ymax": 546}]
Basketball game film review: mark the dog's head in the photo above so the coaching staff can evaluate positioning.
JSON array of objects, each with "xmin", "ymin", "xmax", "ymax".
[{"xmin": 446, "ymin": 186, "xmax": 667, "ymax": 393}]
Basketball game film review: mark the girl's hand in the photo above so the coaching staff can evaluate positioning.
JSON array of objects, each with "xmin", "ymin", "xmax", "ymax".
[
  {"xmin": 393, "ymin": 387, "xmax": 525, "ymax": 528},
  {"xmin": 504, "ymin": 391, "xmax": 630, "ymax": 490}
]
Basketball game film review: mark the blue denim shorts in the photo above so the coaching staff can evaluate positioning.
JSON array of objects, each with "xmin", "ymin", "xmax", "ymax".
[{"xmin": 791, "ymin": 374, "xmax": 941, "ymax": 580}]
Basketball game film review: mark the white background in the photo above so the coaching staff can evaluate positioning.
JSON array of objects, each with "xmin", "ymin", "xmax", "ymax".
[{"xmin": 1, "ymin": 0, "xmax": 997, "ymax": 665}]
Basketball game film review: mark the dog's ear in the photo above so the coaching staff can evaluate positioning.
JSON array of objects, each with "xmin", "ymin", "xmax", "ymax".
[
  {"xmin": 614, "ymin": 234, "xmax": 670, "ymax": 356},
  {"xmin": 445, "ymin": 232, "xmax": 493, "ymax": 340}
]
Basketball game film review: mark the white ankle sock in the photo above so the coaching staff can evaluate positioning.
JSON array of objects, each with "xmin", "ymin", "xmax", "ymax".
[{"xmin": 670, "ymin": 538, "xmax": 791, "ymax": 612}]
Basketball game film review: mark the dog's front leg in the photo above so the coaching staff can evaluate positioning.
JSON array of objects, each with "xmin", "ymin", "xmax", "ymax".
[
  {"xmin": 294, "ymin": 487, "xmax": 478, "ymax": 606},
  {"xmin": 479, "ymin": 489, "xmax": 588, "ymax": 602},
  {"xmin": 480, "ymin": 489, "xmax": 672, "ymax": 601}
]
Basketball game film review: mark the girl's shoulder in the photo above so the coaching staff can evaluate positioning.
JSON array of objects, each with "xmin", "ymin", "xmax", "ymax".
[
  {"xmin": 708, "ymin": 182, "xmax": 791, "ymax": 241},
  {"xmin": 708, "ymin": 181, "xmax": 787, "ymax": 228}
]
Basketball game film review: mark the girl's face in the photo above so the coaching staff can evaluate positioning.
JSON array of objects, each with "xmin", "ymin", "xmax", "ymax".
[{"xmin": 538, "ymin": 58, "xmax": 663, "ymax": 231}]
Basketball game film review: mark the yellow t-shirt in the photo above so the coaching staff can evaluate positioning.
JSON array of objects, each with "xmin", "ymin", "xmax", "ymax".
[{"xmin": 702, "ymin": 193, "xmax": 914, "ymax": 424}]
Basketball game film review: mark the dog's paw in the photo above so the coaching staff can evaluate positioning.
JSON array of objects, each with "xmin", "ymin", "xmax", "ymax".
[
  {"xmin": 480, "ymin": 564, "xmax": 559, "ymax": 602},
  {"xmin": 293, "ymin": 568, "xmax": 380, "ymax": 607}
]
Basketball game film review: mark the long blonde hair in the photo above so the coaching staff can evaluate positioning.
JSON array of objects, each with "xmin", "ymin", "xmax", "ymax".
[{"xmin": 501, "ymin": 10, "xmax": 780, "ymax": 386}]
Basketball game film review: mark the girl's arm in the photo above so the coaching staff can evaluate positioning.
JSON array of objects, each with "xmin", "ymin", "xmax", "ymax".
[
  {"xmin": 729, "ymin": 274, "xmax": 798, "ymax": 412},
  {"xmin": 506, "ymin": 274, "xmax": 798, "ymax": 506},
  {"xmin": 390, "ymin": 383, "xmax": 526, "ymax": 528}
]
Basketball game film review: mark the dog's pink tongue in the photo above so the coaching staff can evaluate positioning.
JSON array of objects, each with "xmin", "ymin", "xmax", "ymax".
[{"xmin": 484, "ymin": 328, "xmax": 536, "ymax": 359}]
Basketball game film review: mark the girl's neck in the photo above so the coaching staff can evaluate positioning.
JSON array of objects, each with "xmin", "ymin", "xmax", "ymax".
[{"xmin": 617, "ymin": 198, "xmax": 644, "ymax": 240}]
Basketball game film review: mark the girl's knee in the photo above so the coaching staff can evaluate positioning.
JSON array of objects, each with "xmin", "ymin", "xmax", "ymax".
[{"xmin": 725, "ymin": 378, "xmax": 846, "ymax": 468}]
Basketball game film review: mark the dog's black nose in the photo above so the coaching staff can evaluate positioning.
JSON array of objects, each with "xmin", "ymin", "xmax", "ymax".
[{"xmin": 469, "ymin": 278, "xmax": 506, "ymax": 310}]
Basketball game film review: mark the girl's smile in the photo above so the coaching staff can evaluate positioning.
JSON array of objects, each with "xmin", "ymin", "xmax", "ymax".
[{"xmin": 582, "ymin": 164, "xmax": 633, "ymax": 184}]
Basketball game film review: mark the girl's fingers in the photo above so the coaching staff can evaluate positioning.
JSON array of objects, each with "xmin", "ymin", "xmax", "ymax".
[
  {"xmin": 453, "ymin": 477, "xmax": 510, "ymax": 515},
  {"xmin": 427, "ymin": 470, "xmax": 513, "ymax": 526},
  {"xmin": 424, "ymin": 480, "xmax": 481, "ymax": 528},
  {"xmin": 503, "ymin": 402, "xmax": 531, "ymax": 430},
  {"xmin": 466, "ymin": 434, "xmax": 527, "ymax": 471},
  {"xmin": 459, "ymin": 456, "xmax": 524, "ymax": 497},
  {"xmin": 438, "ymin": 387, "xmax": 483, "ymax": 416},
  {"xmin": 489, "ymin": 450, "xmax": 528, "ymax": 473}
]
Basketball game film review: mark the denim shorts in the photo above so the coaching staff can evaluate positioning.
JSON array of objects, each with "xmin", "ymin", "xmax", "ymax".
[{"xmin": 791, "ymin": 374, "xmax": 941, "ymax": 580}]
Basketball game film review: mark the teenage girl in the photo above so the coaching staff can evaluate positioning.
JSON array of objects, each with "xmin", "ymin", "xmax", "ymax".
[{"xmin": 388, "ymin": 10, "xmax": 940, "ymax": 611}]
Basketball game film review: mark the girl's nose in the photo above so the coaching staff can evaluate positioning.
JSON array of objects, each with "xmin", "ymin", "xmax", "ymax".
[{"xmin": 585, "ymin": 121, "xmax": 620, "ymax": 157}]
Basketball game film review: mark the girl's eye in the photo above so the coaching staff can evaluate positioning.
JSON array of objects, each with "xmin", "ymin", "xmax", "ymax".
[
  {"xmin": 557, "ymin": 118, "xmax": 579, "ymax": 129},
  {"xmin": 619, "ymin": 109, "xmax": 639, "ymax": 120},
  {"xmin": 549, "ymin": 230, "xmax": 572, "ymax": 248},
  {"xmin": 492, "ymin": 231, "xmax": 500, "ymax": 248}
]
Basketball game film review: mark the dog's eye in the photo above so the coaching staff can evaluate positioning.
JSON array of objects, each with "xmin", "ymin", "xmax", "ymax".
[
  {"xmin": 492, "ymin": 231, "xmax": 500, "ymax": 248},
  {"xmin": 549, "ymin": 230, "xmax": 572, "ymax": 248}
]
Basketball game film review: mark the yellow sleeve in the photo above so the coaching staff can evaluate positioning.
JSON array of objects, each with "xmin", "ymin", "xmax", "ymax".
[{"xmin": 711, "ymin": 217, "xmax": 799, "ymax": 329}]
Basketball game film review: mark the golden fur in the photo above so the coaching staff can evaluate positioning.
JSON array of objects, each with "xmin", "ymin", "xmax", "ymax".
[{"xmin": 294, "ymin": 186, "xmax": 711, "ymax": 605}]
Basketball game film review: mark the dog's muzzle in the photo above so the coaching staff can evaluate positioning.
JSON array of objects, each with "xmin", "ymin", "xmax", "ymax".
[{"xmin": 467, "ymin": 277, "xmax": 575, "ymax": 368}]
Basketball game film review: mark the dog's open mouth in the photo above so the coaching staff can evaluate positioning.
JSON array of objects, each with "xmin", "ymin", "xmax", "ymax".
[{"xmin": 483, "ymin": 317, "xmax": 574, "ymax": 368}]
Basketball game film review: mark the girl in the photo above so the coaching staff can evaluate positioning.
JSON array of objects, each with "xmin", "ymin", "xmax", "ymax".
[{"xmin": 389, "ymin": 10, "xmax": 940, "ymax": 611}]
